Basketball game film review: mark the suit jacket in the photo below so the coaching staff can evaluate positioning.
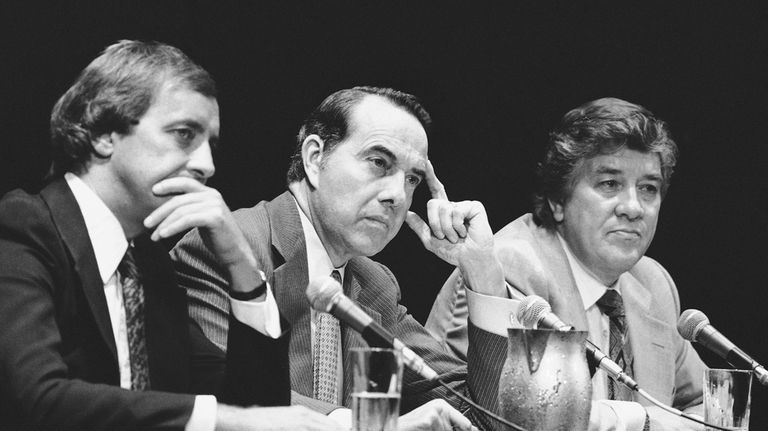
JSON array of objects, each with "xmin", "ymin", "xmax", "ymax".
[
  {"xmin": 427, "ymin": 213, "xmax": 705, "ymax": 427},
  {"xmin": 172, "ymin": 191, "xmax": 503, "ymax": 425},
  {"xmin": 0, "ymin": 179, "xmax": 291, "ymax": 431}
]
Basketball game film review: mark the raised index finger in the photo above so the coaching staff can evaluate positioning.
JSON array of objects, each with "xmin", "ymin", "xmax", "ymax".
[{"xmin": 425, "ymin": 160, "xmax": 448, "ymax": 201}]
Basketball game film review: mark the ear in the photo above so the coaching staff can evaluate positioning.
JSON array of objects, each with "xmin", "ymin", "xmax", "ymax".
[
  {"xmin": 91, "ymin": 133, "xmax": 115, "ymax": 158},
  {"xmin": 548, "ymin": 198, "xmax": 565, "ymax": 223},
  {"xmin": 302, "ymin": 134, "xmax": 325, "ymax": 188}
]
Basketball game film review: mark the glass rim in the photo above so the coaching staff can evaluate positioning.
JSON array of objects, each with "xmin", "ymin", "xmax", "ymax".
[
  {"xmin": 350, "ymin": 347, "xmax": 398, "ymax": 353},
  {"xmin": 706, "ymin": 368, "xmax": 753, "ymax": 375}
]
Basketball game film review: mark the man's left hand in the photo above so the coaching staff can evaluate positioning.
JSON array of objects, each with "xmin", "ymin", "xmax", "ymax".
[{"xmin": 405, "ymin": 161, "xmax": 505, "ymax": 296}]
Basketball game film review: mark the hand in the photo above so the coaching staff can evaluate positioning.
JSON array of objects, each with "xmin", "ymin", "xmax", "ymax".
[
  {"xmin": 398, "ymin": 399, "xmax": 477, "ymax": 431},
  {"xmin": 406, "ymin": 161, "xmax": 505, "ymax": 296},
  {"xmin": 144, "ymin": 177, "xmax": 259, "ymax": 292},
  {"xmin": 215, "ymin": 405, "xmax": 345, "ymax": 431},
  {"xmin": 646, "ymin": 406, "xmax": 704, "ymax": 431}
]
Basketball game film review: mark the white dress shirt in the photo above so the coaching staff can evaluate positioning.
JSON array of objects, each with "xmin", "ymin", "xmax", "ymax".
[
  {"xmin": 65, "ymin": 173, "xmax": 281, "ymax": 431},
  {"xmin": 294, "ymin": 197, "xmax": 350, "ymax": 426}
]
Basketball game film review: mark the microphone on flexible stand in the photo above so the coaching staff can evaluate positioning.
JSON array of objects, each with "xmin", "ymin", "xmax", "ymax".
[
  {"xmin": 677, "ymin": 309, "xmax": 768, "ymax": 386},
  {"xmin": 306, "ymin": 276, "xmax": 532, "ymax": 431},
  {"xmin": 515, "ymin": 295, "xmax": 639, "ymax": 391},
  {"xmin": 306, "ymin": 276, "xmax": 438, "ymax": 380}
]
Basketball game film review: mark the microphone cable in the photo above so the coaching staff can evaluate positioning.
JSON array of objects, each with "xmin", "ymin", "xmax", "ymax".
[
  {"xmin": 584, "ymin": 339, "xmax": 733, "ymax": 431},
  {"xmin": 436, "ymin": 378, "xmax": 529, "ymax": 431}
]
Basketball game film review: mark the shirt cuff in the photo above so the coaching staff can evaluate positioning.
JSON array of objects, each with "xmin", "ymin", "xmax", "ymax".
[
  {"xmin": 328, "ymin": 407, "xmax": 352, "ymax": 430},
  {"xmin": 592, "ymin": 400, "xmax": 647, "ymax": 431},
  {"xmin": 230, "ymin": 284, "xmax": 282, "ymax": 338},
  {"xmin": 465, "ymin": 285, "xmax": 521, "ymax": 336},
  {"xmin": 186, "ymin": 395, "xmax": 217, "ymax": 431}
]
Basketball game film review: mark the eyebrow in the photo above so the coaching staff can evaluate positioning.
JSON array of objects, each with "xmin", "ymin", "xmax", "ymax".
[
  {"xmin": 593, "ymin": 166, "xmax": 662, "ymax": 182},
  {"xmin": 367, "ymin": 144, "xmax": 426, "ymax": 179}
]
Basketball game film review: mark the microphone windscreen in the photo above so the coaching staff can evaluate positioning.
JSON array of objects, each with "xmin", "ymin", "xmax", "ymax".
[
  {"xmin": 516, "ymin": 295, "xmax": 551, "ymax": 329},
  {"xmin": 677, "ymin": 309, "xmax": 710, "ymax": 342},
  {"xmin": 305, "ymin": 276, "xmax": 342, "ymax": 313}
]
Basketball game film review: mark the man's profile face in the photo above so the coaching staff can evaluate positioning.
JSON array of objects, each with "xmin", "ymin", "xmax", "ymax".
[
  {"xmin": 551, "ymin": 148, "xmax": 663, "ymax": 285},
  {"xmin": 309, "ymin": 95, "xmax": 428, "ymax": 261},
  {"xmin": 105, "ymin": 83, "xmax": 220, "ymax": 221}
]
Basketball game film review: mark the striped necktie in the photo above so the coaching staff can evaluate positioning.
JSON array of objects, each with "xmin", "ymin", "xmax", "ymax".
[
  {"xmin": 596, "ymin": 289, "xmax": 634, "ymax": 401},
  {"xmin": 313, "ymin": 270, "xmax": 342, "ymax": 403},
  {"xmin": 119, "ymin": 245, "xmax": 151, "ymax": 390}
]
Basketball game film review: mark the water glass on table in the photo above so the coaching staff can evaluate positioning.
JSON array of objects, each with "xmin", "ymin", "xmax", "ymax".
[
  {"xmin": 703, "ymin": 368, "xmax": 752, "ymax": 430},
  {"xmin": 351, "ymin": 347, "xmax": 403, "ymax": 431}
]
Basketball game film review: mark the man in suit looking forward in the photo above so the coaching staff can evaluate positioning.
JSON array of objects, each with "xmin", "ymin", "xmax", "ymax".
[
  {"xmin": 426, "ymin": 98, "xmax": 706, "ymax": 430},
  {"xmin": 0, "ymin": 40, "xmax": 342, "ymax": 431},
  {"xmin": 172, "ymin": 86, "xmax": 508, "ymax": 430}
]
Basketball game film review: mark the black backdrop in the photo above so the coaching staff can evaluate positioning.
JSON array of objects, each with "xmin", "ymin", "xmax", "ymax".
[{"xmin": 2, "ymin": 1, "xmax": 767, "ymax": 427}]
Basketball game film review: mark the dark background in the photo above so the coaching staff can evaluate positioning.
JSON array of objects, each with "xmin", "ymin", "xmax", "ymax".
[{"xmin": 2, "ymin": 1, "xmax": 766, "ymax": 427}]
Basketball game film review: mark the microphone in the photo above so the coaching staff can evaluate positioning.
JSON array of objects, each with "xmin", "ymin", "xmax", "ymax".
[
  {"xmin": 306, "ymin": 276, "xmax": 438, "ymax": 381},
  {"xmin": 516, "ymin": 295, "xmax": 639, "ymax": 391},
  {"xmin": 677, "ymin": 309, "xmax": 768, "ymax": 386}
]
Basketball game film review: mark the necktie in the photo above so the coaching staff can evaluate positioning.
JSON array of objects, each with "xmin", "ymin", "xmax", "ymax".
[
  {"xmin": 119, "ymin": 245, "xmax": 151, "ymax": 391},
  {"xmin": 313, "ymin": 270, "xmax": 342, "ymax": 403},
  {"xmin": 596, "ymin": 289, "xmax": 634, "ymax": 401}
]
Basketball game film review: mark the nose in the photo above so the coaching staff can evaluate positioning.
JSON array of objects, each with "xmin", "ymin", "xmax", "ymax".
[
  {"xmin": 378, "ymin": 171, "xmax": 407, "ymax": 209},
  {"xmin": 615, "ymin": 187, "xmax": 644, "ymax": 220},
  {"xmin": 188, "ymin": 141, "xmax": 215, "ymax": 182}
]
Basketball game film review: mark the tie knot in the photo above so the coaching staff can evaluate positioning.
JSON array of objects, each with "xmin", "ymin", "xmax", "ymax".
[
  {"xmin": 597, "ymin": 289, "xmax": 625, "ymax": 318},
  {"xmin": 118, "ymin": 245, "xmax": 140, "ymax": 281}
]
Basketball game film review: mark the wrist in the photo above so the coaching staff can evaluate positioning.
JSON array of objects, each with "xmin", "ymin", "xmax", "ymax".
[{"xmin": 229, "ymin": 269, "xmax": 268, "ymax": 301}]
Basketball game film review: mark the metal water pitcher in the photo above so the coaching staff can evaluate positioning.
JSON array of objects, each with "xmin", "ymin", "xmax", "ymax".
[{"xmin": 498, "ymin": 328, "xmax": 592, "ymax": 431}]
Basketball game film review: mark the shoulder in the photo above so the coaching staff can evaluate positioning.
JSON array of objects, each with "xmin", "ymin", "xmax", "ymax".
[
  {"xmin": 630, "ymin": 255, "xmax": 676, "ymax": 292},
  {"xmin": 629, "ymin": 255, "xmax": 682, "ymax": 315},
  {"xmin": 0, "ymin": 188, "xmax": 56, "ymax": 242},
  {"xmin": 493, "ymin": 214, "xmax": 557, "ymax": 280},
  {"xmin": 349, "ymin": 257, "xmax": 398, "ymax": 287}
]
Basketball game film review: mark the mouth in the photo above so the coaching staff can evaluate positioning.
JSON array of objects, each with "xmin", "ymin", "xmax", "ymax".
[
  {"xmin": 609, "ymin": 228, "xmax": 641, "ymax": 239},
  {"xmin": 363, "ymin": 216, "xmax": 390, "ymax": 230}
]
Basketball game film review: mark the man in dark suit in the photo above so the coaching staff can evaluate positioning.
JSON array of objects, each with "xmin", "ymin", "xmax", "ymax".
[
  {"xmin": 172, "ymin": 87, "xmax": 509, "ymax": 430},
  {"xmin": 0, "ymin": 40, "xmax": 342, "ymax": 431}
]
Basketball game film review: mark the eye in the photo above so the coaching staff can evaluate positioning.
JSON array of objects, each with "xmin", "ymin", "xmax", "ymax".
[
  {"xmin": 406, "ymin": 174, "xmax": 422, "ymax": 187},
  {"xmin": 597, "ymin": 179, "xmax": 620, "ymax": 191},
  {"xmin": 368, "ymin": 157, "xmax": 389, "ymax": 173},
  {"xmin": 172, "ymin": 128, "xmax": 196, "ymax": 144},
  {"xmin": 639, "ymin": 183, "xmax": 659, "ymax": 195}
]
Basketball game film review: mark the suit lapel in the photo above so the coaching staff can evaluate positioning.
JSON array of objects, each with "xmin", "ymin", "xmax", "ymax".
[
  {"xmin": 530, "ymin": 222, "xmax": 589, "ymax": 331},
  {"xmin": 622, "ymin": 274, "xmax": 675, "ymax": 404},
  {"xmin": 40, "ymin": 179, "xmax": 117, "ymax": 361},
  {"xmin": 266, "ymin": 192, "xmax": 314, "ymax": 396}
]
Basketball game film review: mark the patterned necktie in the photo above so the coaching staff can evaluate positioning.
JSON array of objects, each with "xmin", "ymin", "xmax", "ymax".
[
  {"xmin": 313, "ymin": 270, "xmax": 342, "ymax": 404},
  {"xmin": 119, "ymin": 245, "xmax": 151, "ymax": 391},
  {"xmin": 596, "ymin": 289, "xmax": 634, "ymax": 401}
]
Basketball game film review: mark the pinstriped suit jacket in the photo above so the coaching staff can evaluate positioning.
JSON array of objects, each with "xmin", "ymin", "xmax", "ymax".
[
  {"xmin": 427, "ymin": 213, "xmax": 706, "ymax": 428},
  {"xmin": 172, "ymin": 191, "xmax": 506, "ymax": 425}
]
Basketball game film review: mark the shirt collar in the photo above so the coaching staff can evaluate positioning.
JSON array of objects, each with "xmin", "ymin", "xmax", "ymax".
[
  {"xmin": 556, "ymin": 232, "xmax": 625, "ymax": 310},
  {"xmin": 65, "ymin": 172, "xmax": 129, "ymax": 284},
  {"xmin": 293, "ymin": 196, "xmax": 346, "ymax": 283}
]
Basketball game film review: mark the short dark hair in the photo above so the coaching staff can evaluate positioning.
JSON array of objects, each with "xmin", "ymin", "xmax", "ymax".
[
  {"xmin": 533, "ymin": 97, "xmax": 678, "ymax": 230},
  {"xmin": 49, "ymin": 40, "xmax": 217, "ymax": 176},
  {"xmin": 286, "ymin": 86, "xmax": 432, "ymax": 184}
]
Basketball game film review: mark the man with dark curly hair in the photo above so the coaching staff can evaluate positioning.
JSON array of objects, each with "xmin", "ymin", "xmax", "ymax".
[{"xmin": 427, "ymin": 98, "xmax": 706, "ymax": 430}]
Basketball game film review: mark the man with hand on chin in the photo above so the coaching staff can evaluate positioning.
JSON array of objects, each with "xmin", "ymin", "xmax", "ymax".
[
  {"xmin": 427, "ymin": 98, "xmax": 706, "ymax": 430},
  {"xmin": 173, "ymin": 86, "xmax": 507, "ymax": 431},
  {"xmin": 0, "ymin": 40, "xmax": 341, "ymax": 431}
]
